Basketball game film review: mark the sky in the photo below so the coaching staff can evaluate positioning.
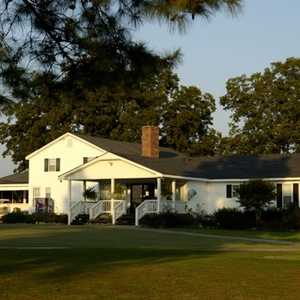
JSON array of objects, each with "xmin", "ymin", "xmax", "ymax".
[{"xmin": 1, "ymin": 0, "xmax": 300, "ymax": 176}]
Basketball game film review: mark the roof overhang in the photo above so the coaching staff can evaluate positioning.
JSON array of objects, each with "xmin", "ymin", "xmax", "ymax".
[
  {"xmin": 0, "ymin": 183, "xmax": 29, "ymax": 191},
  {"xmin": 59, "ymin": 152, "xmax": 163, "ymax": 181}
]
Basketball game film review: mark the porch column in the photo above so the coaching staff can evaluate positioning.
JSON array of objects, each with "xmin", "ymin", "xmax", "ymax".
[
  {"xmin": 157, "ymin": 178, "xmax": 161, "ymax": 213},
  {"xmin": 111, "ymin": 178, "xmax": 115, "ymax": 224},
  {"xmin": 68, "ymin": 179, "xmax": 72, "ymax": 225},
  {"xmin": 83, "ymin": 181, "xmax": 87, "ymax": 200},
  {"xmin": 98, "ymin": 181, "xmax": 101, "ymax": 200},
  {"xmin": 172, "ymin": 180, "xmax": 176, "ymax": 212}
]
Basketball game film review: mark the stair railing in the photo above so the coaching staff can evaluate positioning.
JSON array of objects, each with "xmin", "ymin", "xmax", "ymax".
[
  {"xmin": 70, "ymin": 201, "xmax": 83, "ymax": 224},
  {"xmin": 135, "ymin": 199, "xmax": 158, "ymax": 226},
  {"xmin": 113, "ymin": 200, "xmax": 127, "ymax": 224}
]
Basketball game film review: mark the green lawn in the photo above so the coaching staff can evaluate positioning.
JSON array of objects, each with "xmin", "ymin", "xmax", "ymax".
[
  {"xmin": 173, "ymin": 227, "xmax": 300, "ymax": 242},
  {"xmin": 0, "ymin": 225, "xmax": 300, "ymax": 300}
]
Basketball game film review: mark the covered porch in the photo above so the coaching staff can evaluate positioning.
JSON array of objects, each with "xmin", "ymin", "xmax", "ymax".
[
  {"xmin": 60, "ymin": 153, "xmax": 188, "ymax": 225},
  {"xmin": 0, "ymin": 186, "xmax": 30, "ymax": 216}
]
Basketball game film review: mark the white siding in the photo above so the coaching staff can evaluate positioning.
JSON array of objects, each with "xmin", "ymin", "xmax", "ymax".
[
  {"xmin": 28, "ymin": 135, "xmax": 104, "ymax": 213},
  {"xmin": 182, "ymin": 180, "xmax": 300, "ymax": 215},
  {"xmin": 67, "ymin": 152, "xmax": 159, "ymax": 181}
]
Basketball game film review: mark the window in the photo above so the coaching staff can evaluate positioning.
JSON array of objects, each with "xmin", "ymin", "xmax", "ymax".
[
  {"xmin": 83, "ymin": 157, "xmax": 96, "ymax": 164},
  {"xmin": 282, "ymin": 184, "xmax": 292, "ymax": 208},
  {"xmin": 232, "ymin": 185, "xmax": 240, "ymax": 198},
  {"xmin": 44, "ymin": 158, "xmax": 60, "ymax": 172},
  {"xmin": 226, "ymin": 184, "xmax": 239, "ymax": 198},
  {"xmin": 226, "ymin": 185, "xmax": 232, "ymax": 198}
]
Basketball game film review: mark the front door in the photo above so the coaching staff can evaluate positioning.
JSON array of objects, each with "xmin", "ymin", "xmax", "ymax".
[{"xmin": 130, "ymin": 184, "xmax": 155, "ymax": 213}]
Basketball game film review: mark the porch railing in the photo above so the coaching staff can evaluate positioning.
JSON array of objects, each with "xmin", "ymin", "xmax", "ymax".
[
  {"xmin": 70, "ymin": 201, "xmax": 83, "ymax": 223},
  {"xmin": 135, "ymin": 199, "xmax": 187, "ymax": 226},
  {"xmin": 135, "ymin": 199, "xmax": 158, "ymax": 226},
  {"xmin": 89, "ymin": 200, "xmax": 111, "ymax": 220},
  {"xmin": 113, "ymin": 200, "xmax": 127, "ymax": 224}
]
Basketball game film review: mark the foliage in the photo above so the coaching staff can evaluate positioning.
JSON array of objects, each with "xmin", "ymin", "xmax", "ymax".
[
  {"xmin": 221, "ymin": 57, "xmax": 300, "ymax": 154},
  {"xmin": 140, "ymin": 212, "xmax": 195, "ymax": 228},
  {"xmin": 237, "ymin": 180, "xmax": 276, "ymax": 215},
  {"xmin": 0, "ymin": 0, "xmax": 242, "ymax": 169},
  {"xmin": 261, "ymin": 208, "xmax": 300, "ymax": 230},
  {"xmin": 161, "ymin": 85, "xmax": 216, "ymax": 153},
  {"xmin": 1, "ymin": 212, "xmax": 68, "ymax": 224},
  {"xmin": 83, "ymin": 187, "xmax": 98, "ymax": 201},
  {"xmin": 0, "ymin": 0, "xmax": 242, "ymax": 73},
  {"xmin": 0, "ymin": 67, "xmax": 218, "ymax": 170},
  {"xmin": 71, "ymin": 214, "xmax": 90, "ymax": 225},
  {"xmin": 213, "ymin": 208, "xmax": 256, "ymax": 229},
  {"xmin": 1, "ymin": 211, "xmax": 29, "ymax": 223}
]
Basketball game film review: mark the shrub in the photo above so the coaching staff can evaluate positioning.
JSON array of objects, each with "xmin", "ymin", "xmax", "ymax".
[
  {"xmin": 31, "ymin": 213, "xmax": 68, "ymax": 224},
  {"xmin": 194, "ymin": 214, "xmax": 216, "ymax": 228},
  {"xmin": 140, "ymin": 212, "xmax": 195, "ymax": 228},
  {"xmin": 1, "ymin": 212, "xmax": 68, "ymax": 224},
  {"xmin": 1, "ymin": 212, "xmax": 29, "ymax": 223},
  {"xmin": 214, "ymin": 208, "xmax": 256, "ymax": 229},
  {"xmin": 71, "ymin": 214, "xmax": 89, "ymax": 225}
]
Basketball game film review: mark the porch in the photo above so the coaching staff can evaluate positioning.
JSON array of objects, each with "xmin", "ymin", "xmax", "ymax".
[
  {"xmin": 68, "ymin": 178, "xmax": 187, "ymax": 225},
  {"xmin": 60, "ymin": 152, "xmax": 189, "ymax": 225},
  {"xmin": 0, "ymin": 189, "xmax": 29, "ymax": 216}
]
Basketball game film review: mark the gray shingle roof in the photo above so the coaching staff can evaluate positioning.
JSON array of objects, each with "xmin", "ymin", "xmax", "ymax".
[
  {"xmin": 75, "ymin": 134, "xmax": 181, "ymax": 158},
  {"xmin": 0, "ymin": 170, "xmax": 29, "ymax": 184},
  {"xmin": 76, "ymin": 134, "xmax": 300, "ymax": 180},
  {"xmin": 120, "ymin": 153, "xmax": 300, "ymax": 179}
]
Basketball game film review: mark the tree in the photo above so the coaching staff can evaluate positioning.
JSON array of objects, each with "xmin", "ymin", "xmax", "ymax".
[
  {"xmin": 220, "ymin": 57, "xmax": 300, "ymax": 155},
  {"xmin": 237, "ymin": 180, "xmax": 275, "ymax": 224},
  {"xmin": 0, "ymin": 0, "xmax": 242, "ymax": 74},
  {"xmin": 0, "ymin": 66, "xmax": 218, "ymax": 170},
  {"xmin": 161, "ymin": 85, "xmax": 216, "ymax": 153},
  {"xmin": 0, "ymin": 0, "xmax": 242, "ymax": 169}
]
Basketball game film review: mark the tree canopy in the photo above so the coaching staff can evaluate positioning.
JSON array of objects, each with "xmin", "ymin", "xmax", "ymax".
[
  {"xmin": 0, "ymin": 0, "xmax": 243, "ymax": 170},
  {"xmin": 220, "ymin": 57, "xmax": 300, "ymax": 154}
]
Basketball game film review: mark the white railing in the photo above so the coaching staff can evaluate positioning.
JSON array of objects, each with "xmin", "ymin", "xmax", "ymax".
[
  {"xmin": 135, "ymin": 199, "xmax": 158, "ymax": 226},
  {"xmin": 113, "ymin": 200, "xmax": 127, "ymax": 224},
  {"xmin": 89, "ymin": 200, "xmax": 111, "ymax": 220},
  {"xmin": 70, "ymin": 201, "xmax": 84, "ymax": 223}
]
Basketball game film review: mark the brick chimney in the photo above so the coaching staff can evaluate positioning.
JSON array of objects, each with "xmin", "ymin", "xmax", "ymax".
[{"xmin": 141, "ymin": 126, "xmax": 159, "ymax": 158}]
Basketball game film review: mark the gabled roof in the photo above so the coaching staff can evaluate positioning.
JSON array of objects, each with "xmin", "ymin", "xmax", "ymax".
[{"xmin": 0, "ymin": 170, "xmax": 29, "ymax": 184}]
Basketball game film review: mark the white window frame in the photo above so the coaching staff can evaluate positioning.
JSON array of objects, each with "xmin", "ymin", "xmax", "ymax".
[{"xmin": 232, "ymin": 185, "xmax": 240, "ymax": 198}]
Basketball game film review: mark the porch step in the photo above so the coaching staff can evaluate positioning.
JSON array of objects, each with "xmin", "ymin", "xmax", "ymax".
[
  {"xmin": 116, "ymin": 213, "xmax": 135, "ymax": 226},
  {"xmin": 90, "ymin": 213, "xmax": 112, "ymax": 224}
]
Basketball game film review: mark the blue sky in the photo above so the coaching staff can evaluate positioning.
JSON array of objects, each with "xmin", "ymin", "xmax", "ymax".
[{"xmin": 1, "ymin": 0, "xmax": 300, "ymax": 176}]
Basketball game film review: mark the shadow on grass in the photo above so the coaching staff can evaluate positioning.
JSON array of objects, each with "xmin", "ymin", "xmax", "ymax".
[
  {"xmin": 0, "ymin": 224, "xmax": 241, "ymax": 283},
  {"xmin": 0, "ymin": 224, "xmax": 292, "ymax": 284}
]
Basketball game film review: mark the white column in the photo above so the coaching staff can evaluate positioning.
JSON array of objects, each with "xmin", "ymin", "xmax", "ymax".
[
  {"xmin": 83, "ymin": 181, "xmax": 87, "ymax": 200},
  {"xmin": 111, "ymin": 178, "xmax": 115, "ymax": 224},
  {"xmin": 98, "ymin": 181, "xmax": 101, "ymax": 200},
  {"xmin": 68, "ymin": 179, "xmax": 72, "ymax": 225},
  {"xmin": 172, "ymin": 180, "xmax": 176, "ymax": 212},
  {"xmin": 157, "ymin": 178, "xmax": 161, "ymax": 213}
]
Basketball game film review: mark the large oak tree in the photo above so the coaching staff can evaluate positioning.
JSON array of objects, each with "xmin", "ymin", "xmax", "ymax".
[{"xmin": 220, "ymin": 57, "xmax": 300, "ymax": 154}]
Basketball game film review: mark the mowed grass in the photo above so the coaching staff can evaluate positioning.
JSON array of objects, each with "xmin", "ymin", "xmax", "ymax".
[
  {"xmin": 0, "ymin": 225, "xmax": 300, "ymax": 300},
  {"xmin": 173, "ymin": 228, "xmax": 300, "ymax": 242}
]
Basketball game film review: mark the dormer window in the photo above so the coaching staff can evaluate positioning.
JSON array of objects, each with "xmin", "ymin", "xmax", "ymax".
[{"xmin": 44, "ymin": 158, "xmax": 60, "ymax": 172}]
